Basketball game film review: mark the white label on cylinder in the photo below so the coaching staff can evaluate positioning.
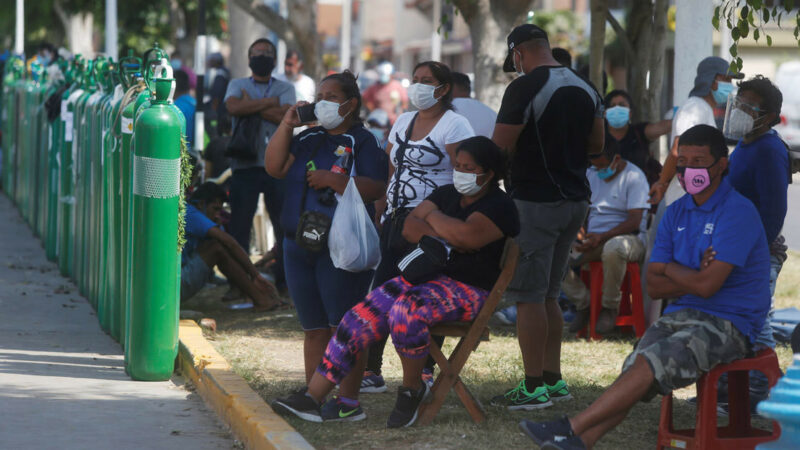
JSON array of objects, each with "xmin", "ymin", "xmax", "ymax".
[
  {"xmin": 121, "ymin": 116, "xmax": 133, "ymax": 135},
  {"xmin": 64, "ymin": 113, "xmax": 74, "ymax": 142},
  {"xmin": 132, "ymin": 155, "xmax": 180, "ymax": 199}
]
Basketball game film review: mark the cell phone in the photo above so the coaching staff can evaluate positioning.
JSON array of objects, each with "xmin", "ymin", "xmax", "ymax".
[{"xmin": 297, "ymin": 103, "xmax": 317, "ymax": 123}]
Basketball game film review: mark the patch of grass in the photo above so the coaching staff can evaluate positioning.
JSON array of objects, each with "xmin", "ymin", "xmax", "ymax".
[
  {"xmin": 186, "ymin": 251, "xmax": 799, "ymax": 449},
  {"xmin": 774, "ymin": 250, "xmax": 800, "ymax": 310}
]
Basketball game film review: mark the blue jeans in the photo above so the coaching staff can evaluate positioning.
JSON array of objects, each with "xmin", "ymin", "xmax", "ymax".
[
  {"xmin": 743, "ymin": 253, "xmax": 785, "ymax": 401},
  {"xmin": 283, "ymin": 238, "xmax": 374, "ymax": 330},
  {"xmin": 229, "ymin": 167, "xmax": 285, "ymax": 284}
]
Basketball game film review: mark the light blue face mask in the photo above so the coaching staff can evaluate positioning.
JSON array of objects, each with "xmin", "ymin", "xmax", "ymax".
[
  {"xmin": 712, "ymin": 81, "xmax": 734, "ymax": 105},
  {"xmin": 605, "ymin": 106, "xmax": 630, "ymax": 129},
  {"xmin": 596, "ymin": 165, "xmax": 616, "ymax": 180}
]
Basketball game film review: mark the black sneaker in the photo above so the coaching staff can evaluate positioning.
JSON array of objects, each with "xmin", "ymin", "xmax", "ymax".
[
  {"xmin": 386, "ymin": 383, "xmax": 430, "ymax": 428},
  {"xmin": 518, "ymin": 417, "xmax": 575, "ymax": 445},
  {"xmin": 320, "ymin": 396, "xmax": 366, "ymax": 422},
  {"xmin": 272, "ymin": 390, "xmax": 322, "ymax": 423},
  {"xmin": 541, "ymin": 436, "xmax": 587, "ymax": 450}
]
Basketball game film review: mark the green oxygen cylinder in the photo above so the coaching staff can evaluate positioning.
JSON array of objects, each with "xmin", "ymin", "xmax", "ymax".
[
  {"xmin": 121, "ymin": 87, "xmax": 149, "ymax": 356},
  {"xmin": 3, "ymin": 59, "xmax": 24, "ymax": 198},
  {"xmin": 127, "ymin": 63, "xmax": 182, "ymax": 381},
  {"xmin": 94, "ymin": 58, "xmax": 113, "ymax": 331},
  {"xmin": 106, "ymin": 81, "xmax": 125, "ymax": 342},
  {"xmin": 79, "ymin": 83, "xmax": 101, "ymax": 301},
  {"xmin": 72, "ymin": 83, "xmax": 92, "ymax": 287},
  {"xmin": 111, "ymin": 53, "xmax": 141, "ymax": 344},
  {"xmin": 59, "ymin": 81, "xmax": 84, "ymax": 277}
]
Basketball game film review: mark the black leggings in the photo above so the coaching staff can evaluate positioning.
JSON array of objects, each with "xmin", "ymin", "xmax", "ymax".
[{"xmin": 365, "ymin": 217, "xmax": 443, "ymax": 375}]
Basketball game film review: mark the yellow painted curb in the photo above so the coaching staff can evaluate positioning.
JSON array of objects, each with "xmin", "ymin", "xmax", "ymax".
[{"xmin": 178, "ymin": 320, "xmax": 314, "ymax": 450}]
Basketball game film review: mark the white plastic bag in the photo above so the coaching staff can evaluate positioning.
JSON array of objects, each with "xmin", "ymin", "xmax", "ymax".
[{"xmin": 328, "ymin": 177, "xmax": 381, "ymax": 272}]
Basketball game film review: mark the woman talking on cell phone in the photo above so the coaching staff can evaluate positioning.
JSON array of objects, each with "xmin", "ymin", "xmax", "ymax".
[
  {"xmin": 363, "ymin": 61, "xmax": 475, "ymax": 393},
  {"xmin": 264, "ymin": 70, "xmax": 388, "ymax": 404}
]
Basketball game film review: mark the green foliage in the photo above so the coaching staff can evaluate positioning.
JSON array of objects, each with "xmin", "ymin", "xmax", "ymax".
[
  {"xmin": 715, "ymin": 0, "xmax": 800, "ymax": 72},
  {"xmin": 178, "ymin": 134, "xmax": 191, "ymax": 252},
  {"xmin": 0, "ymin": 0, "xmax": 226, "ymax": 58}
]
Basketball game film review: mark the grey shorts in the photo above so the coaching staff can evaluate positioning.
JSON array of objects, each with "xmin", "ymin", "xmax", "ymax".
[
  {"xmin": 180, "ymin": 253, "xmax": 213, "ymax": 303},
  {"xmin": 622, "ymin": 308, "xmax": 749, "ymax": 400},
  {"xmin": 506, "ymin": 199, "xmax": 588, "ymax": 304}
]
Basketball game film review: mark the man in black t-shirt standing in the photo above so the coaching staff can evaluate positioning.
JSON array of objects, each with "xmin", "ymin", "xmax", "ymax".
[{"xmin": 491, "ymin": 24, "xmax": 605, "ymax": 410}]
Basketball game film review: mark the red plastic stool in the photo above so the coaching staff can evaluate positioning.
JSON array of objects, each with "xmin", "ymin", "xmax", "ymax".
[
  {"xmin": 657, "ymin": 348, "xmax": 782, "ymax": 449},
  {"xmin": 577, "ymin": 261, "xmax": 646, "ymax": 340}
]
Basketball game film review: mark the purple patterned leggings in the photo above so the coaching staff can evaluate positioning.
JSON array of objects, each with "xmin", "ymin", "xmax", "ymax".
[{"xmin": 316, "ymin": 275, "xmax": 487, "ymax": 384}]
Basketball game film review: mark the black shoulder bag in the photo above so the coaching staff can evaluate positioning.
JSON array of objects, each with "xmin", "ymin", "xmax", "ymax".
[
  {"xmin": 295, "ymin": 138, "xmax": 333, "ymax": 252},
  {"xmin": 386, "ymin": 113, "xmax": 419, "ymax": 252},
  {"xmin": 225, "ymin": 114, "xmax": 262, "ymax": 161}
]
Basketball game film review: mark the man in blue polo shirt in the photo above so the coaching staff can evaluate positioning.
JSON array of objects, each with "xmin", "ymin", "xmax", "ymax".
[
  {"xmin": 182, "ymin": 182, "xmax": 281, "ymax": 311},
  {"xmin": 518, "ymin": 124, "xmax": 771, "ymax": 449}
]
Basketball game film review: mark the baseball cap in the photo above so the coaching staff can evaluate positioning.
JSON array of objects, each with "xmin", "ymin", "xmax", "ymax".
[
  {"xmin": 503, "ymin": 24, "xmax": 549, "ymax": 73},
  {"xmin": 690, "ymin": 56, "xmax": 744, "ymax": 97}
]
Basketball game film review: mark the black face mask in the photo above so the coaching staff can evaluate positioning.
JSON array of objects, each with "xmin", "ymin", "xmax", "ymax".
[{"xmin": 249, "ymin": 55, "xmax": 275, "ymax": 77}]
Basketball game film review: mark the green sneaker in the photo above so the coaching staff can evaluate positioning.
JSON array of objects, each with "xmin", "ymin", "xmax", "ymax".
[
  {"xmin": 490, "ymin": 380, "xmax": 553, "ymax": 410},
  {"xmin": 545, "ymin": 379, "xmax": 573, "ymax": 402}
]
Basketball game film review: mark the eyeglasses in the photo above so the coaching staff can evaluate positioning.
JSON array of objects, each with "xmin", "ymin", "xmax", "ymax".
[{"xmin": 588, "ymin": 153, "xmax": 604, "ymax": 159}]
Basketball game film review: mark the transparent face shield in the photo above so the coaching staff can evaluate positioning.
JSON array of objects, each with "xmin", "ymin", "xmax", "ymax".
[{"xmin": 723, "ymin": 94, "xmax": 770, "ymax": 140}]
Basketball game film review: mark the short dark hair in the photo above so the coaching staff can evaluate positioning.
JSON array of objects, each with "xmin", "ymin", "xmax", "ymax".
[
  {"xmin": 451, "ymin": 72, "xmax": 471, "ymax": 92},
  {"xmin": 413, "ymin": 61, "xmax": 454, "ymax": 110},
  {"xmin": 285, "ymin": 49, "xmax": 302, "ymax": 62},
  {"xmin": 737, "ymin": 75, "xmax": 783, "ymax": 126},
  {"xmin": 604, "ymin": 89, "xmax": 633, "ymax": 110},
  {"xmin": 678, "ymin": 124, "xmax": 729, "ymax": 161},
  {"xmin": 190, "ymin": 182, "xmax": 228, "ymax": 205},
  {"xmin": 455, "ymin": 136, "xmax": 507, "ymax": 187},
  {"xmin": 321, "ymin": 70, "xmax": 362, "ymax": 121},
  {"xmin": 174, "ymin": 69, "xmax": 190, "ymax": 94},
  {"xmin": 551, "ymin": 47, "xmax": 572, "ymax": 67},
  {"xmin": 248, "ymin": 38, "xmax": 276, "ymax": 57}
]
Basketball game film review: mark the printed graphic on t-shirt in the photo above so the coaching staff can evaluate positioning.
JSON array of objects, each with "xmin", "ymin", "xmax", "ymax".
[{"xmin": 387, "ymin": 134, "xmax": 447, "ymax": 212}]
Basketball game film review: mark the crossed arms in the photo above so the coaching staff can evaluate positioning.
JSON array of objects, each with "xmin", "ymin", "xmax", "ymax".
[{"xmin": 646, "ymin": 246, "xmax": 735, "ymax": 300}]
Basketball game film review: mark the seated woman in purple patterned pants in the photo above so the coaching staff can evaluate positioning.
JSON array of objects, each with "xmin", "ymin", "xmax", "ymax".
[{"xmin": 272, "ymin": 136, "xmax": 520, "ymax": 427}]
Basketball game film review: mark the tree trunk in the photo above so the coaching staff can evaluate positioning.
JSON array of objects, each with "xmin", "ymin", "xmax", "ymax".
[
  {"xmin": 54, "ymin": 1, "xmax": 95, "ymax": 58},
  {"xmin": 626, "ymin": 1, "xmax": 653, "ymax": 123},
  {"xmin": 645, "ymin": 0, "xmax": 669, "ymax": 123},
  {"xmin": 228, "ymin": 0, "xmax": 268, "ymax": 78},
  {"xmin": 589, "ymin": 0, "xmax": 607, "ymax": 92},
  {"xmin": 230, "ymin": 0, "xmax": 323, "ymax": 81},
  {"xmin": 168, "ymin": 0, "xmax": 196, "ymax": 65},
  {"xmin": 451, "ymin": 0, "xmax": 534, "ymax": 111}
]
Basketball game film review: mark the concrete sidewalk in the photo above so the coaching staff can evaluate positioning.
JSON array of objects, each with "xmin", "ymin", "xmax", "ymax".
[{"xmin": 0, "ymin": 194, "xmax": 234, "ymax": 450}]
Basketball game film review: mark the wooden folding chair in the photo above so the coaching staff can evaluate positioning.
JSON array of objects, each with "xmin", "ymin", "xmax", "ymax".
[{"xmin": 417, "ymin": 238, "xmax": 519, "ymax": 426}]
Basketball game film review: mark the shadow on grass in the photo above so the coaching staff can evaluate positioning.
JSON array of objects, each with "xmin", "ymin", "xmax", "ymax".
[{"xmin": 187, "ymin": 286, "xmax": 783, "ymax": 449}]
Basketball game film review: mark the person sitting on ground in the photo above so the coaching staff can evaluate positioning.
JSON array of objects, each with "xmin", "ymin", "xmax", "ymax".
[
  {"xmin": 561, "ymin": 137, "xmax": 650, "ymax": 335},
  {"xmin": 181, "ymin": 182, "xmax": 281, "ymax": 310},
  {"xmin": 271, "ymin": 136, "xmax": 520, "ymax": 427},
  {"xmin": 451, "ymin": 72, "xmax": 497, "ymax": 138},
  {"xmin": 519, "ymin": 124, "xmax": 770, "ymax": 450},
  {"xmin": 604, "ymin": 89, "xmax": 671, "ymax": 184}
]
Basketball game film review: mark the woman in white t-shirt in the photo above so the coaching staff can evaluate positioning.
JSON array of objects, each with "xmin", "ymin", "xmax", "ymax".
[{"xmin": 363, "ymin": 61, "xmax": 474, "ymax": 391}]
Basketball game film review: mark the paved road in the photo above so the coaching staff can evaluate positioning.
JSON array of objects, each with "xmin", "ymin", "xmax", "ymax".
[
  {"xmin": 0, "ymin": 194, "xmax": 234, "ymax": 450},
  {"xmin": 784, "ymin": 181, "xmax": 800, "ymax": 251}
]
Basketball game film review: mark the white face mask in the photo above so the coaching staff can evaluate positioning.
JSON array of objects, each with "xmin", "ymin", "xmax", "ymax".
[
  {"xmin": 724, "ymin": 107, "xmax": 756, "ymax": 140},
  {"xmin": 314, "ymin": 100, "xmax": 350, "ymax": 130},
  {"xmin": 407, "ymin": 83, "xmax": 441, "ymax": 110},
  {"xmin": 453, "ymin": 170, "xmax": 487, "ymax": 196}
]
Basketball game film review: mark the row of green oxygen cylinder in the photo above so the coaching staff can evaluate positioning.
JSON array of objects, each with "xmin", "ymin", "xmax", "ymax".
[{"xmin": 0, "ymin": 45, "xmax": 186, "ymax": 381}]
